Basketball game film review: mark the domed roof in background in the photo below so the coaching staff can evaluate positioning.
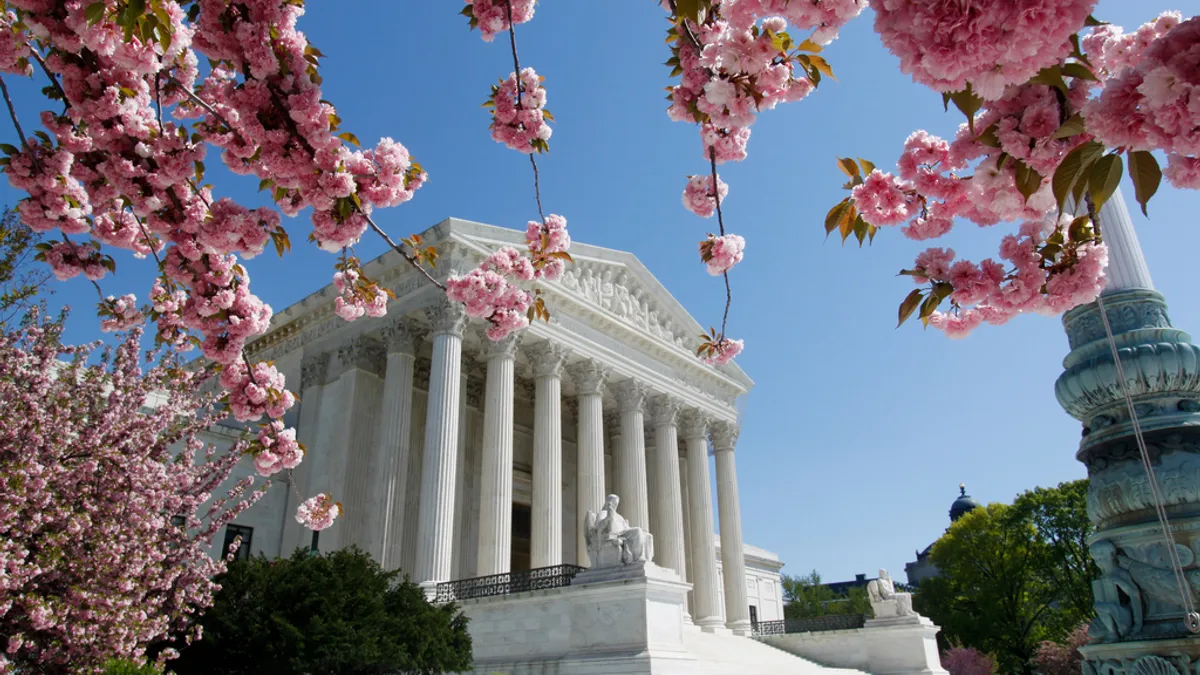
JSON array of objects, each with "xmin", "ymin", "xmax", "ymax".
[{"xmin": 950, "ymin": 483, "xmax": 980, "ymax": 522}]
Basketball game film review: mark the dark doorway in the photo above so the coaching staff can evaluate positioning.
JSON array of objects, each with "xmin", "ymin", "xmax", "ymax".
[
  {"xmin": 749, "ymin": 605, "xmax": 759, "ymax": 628},
  {"xmin": 511, "ymin": 502, "xmax": 531, "ymax": 572}
]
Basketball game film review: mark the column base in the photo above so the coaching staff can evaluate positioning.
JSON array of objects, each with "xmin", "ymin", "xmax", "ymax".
[
  {"xmin": 696, "ymin": 617, "xmax": 728, "ymax": 634},
  {"xmin": 726, "ymin": 619, "xmax": 752, "ymax": 637},
  {"xmin": 419, "ymin": 580, "xmax": 440, "ymax": 602}
]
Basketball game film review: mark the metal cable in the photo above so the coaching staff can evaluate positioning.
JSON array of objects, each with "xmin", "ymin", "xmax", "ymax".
[{"xmin": 1094, "ymin": 291, "xmax": 1200, "ymax": 631}]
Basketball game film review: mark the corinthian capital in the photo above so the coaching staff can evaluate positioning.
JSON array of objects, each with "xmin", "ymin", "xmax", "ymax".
[
  {"xmin": 300, "ymin": 352, "xmax": 330, "ymax": 391},
  {"xmin": 335, "ymin": 337, "xmax": 386, "ymax": 378},
  {"xmin": 425, "ymin": 299, "xmax": 468, "ymax": 337},
  {"xmin": 566, "ymin": 360, "xmax": 608, "ymax": 396},
  {"xmin": 709, "ymin": 419, "xmax": 739, "ymax": 453},
  {"xmin": 679, "ymin": 410, "xmax": 709, "ymax": 440},
  {"xmin": 527, "ymin": 341, "xmax": 569, "ymax": 379},
  {"xmin": 611, "ymin": 379, "xmax": 649, "ymax": 414},
  {"xmin": 381, "ymin": 316, "xmax": 426, "ymax": 355},
  {"xmin": 651, "ymin": 396, "xmax": 681, "ymax": 427}
]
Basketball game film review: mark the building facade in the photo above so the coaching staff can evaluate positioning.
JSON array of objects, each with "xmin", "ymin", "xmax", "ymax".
[{"xmin": 200, "ymin": 217, "xmax": 778, "ymax": 632}]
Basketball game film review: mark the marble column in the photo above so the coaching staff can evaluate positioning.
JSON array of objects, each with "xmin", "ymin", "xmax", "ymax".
[
  {"xmin": 679, "ymin": 451, "xmax": 695, "ymax": 617},
  {"xmin": 1057, "ymin": 189, "xmax": 1200, "ymax": 669},
  {"xmin": 333, "ymin": 338, "xmax": 387, "ymax": 554},
  {"xmin": 567, "ymin": 360, "xmax": 608, "ymax": 566},
  {"xmin": 279, "ymin": 352, "xmax": 330, "ymax": 555},
  {"xmin": 651, "ymin": 396, "xmax": 687, "ymax": 583},
  {"xmin": 603, "ymin": 410, "xmax": 619, "ymax": 494},
  {"xmin": 377, "ymin": 319, "xmax": 424, "ymax": 571},
  {"xmin": 712, "ymin": 420, "xmax": 751, "ymax": 635},
  {"xmin": 612, "ymin": 379, "xmax": 651, "ymax": 532},
  {"xmin": 414, "ymin": 300, "xmax": 468, "ymax": 590},
  {"xmin": 683, "ymin": 412, "xmax": 723, "ymax": 632},
  {"xmin": 529, "ymin": 341, "xmax": 569, "ymax": 568},
  {"xmin": 477, "ymin": 333, "xmax": 519, "ymax": 577}
]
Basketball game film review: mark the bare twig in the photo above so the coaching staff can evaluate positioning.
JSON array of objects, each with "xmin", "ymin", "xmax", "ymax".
[
  {"xmin": 503, "ymin": 3, "xmax": 548, "ymax": 227},
  {"xmin": 167, "ymin": 74, "xmax": 237, "ymax": 131},
  {"xmin": 709, "ymin": 147, "xmax": 732, "ymax": 337},
  {"xmin": 529, "ymin": 154, "xmax": 546, "ymax": 224},
  {"xmin": 0, "ymin": 75, "xmax": 41, "ymax": 174},
  {"xmin": 363, "ymin": 212, "xmax": 447, "ymax": 291}
]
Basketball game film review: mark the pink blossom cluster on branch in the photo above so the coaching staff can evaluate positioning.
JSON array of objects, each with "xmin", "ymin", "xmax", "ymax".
[
  {"xmin": 462, "ymin": 0, "xmax": 536, "ymax": 43},
  {"xmin": 0, "ymin": 315, "xmax": 263, "ymax": 672},
  {"xmin": 487, "ymin": 68, "xmax": 553, "ymax": 154},
  {"xmin": 682, "ymin": 174, "xmax": 728, "ymax": 218},
  {"xmin": 872, "ymin": 0, "xmax": 1097, "ymax": 100},
  {"xmin": 700, "ymin": 233, "xmax": 745, "ymax": 276},
  {"xmin": 1082, "ymin": 14, "xmax": 1200, "ymax": 189},
  {"xmin": 296, "ymin": 492, "xmax": 341, "ymax": 532}
]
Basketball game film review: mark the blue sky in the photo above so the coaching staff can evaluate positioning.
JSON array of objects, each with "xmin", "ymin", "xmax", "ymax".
[{"xmin": 2, "ymin": 1, "xmax": 1196, "ymax": 582}]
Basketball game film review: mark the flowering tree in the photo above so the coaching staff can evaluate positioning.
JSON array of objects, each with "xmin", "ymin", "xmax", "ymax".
[
  {"xmin": 1031, "ymin": 624, "xmax": 1089, "ymax": 675},
  {"xmin": 941, "ymin": 645, "xmax": 999, "ymax": 675},
  {"xmin": 0, "ymin": 310, "xmax": 264, "ymax": 673}
]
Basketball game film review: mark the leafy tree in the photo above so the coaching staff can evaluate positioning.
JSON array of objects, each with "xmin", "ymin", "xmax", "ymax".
[
  {"xmin": 0, "ymin": 311, "xmax": 262, "ymax": 673},
  {"xmin": 781, "ymin": 570, "xmax": 872, "ymax": 620},
  {"xmin": 168, "ymin": 547, "xmax": 472, "ymax": 675},
  {"xmin": 0, "ymin": 206, "xmax": 50, "ymax": 326},
  {"xmin": 941, "ymin": 645, "xmax": 998, "ymax": 675},
  {"xmin": 1010, "ymin": 479, "xmax": 1097, "ymax": 625},
  {"xmin": 1031, "ymin": 624, "xmax": 1089, "ymax": 675}
]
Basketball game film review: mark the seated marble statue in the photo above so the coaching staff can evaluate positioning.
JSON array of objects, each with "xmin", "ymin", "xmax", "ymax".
[
  {"xmin": 583, "ymin": 494, "xmax": 655, "ymax": 567},
  {"xmin": 867, "ymin": 569, "xmax": 916, "ymax": 619}
]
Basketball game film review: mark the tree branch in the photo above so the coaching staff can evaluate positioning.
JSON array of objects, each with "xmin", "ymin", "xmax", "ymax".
[{"xmin": 0, "ymin": 75, "xmax": 40, "ymax": 174}]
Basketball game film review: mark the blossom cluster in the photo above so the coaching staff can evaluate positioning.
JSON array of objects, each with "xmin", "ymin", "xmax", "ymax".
[
  {"xmin": 296, "ymin": 493, "xmax": 341, "ymax": 531},
  {"xmin": 333, "ymin": 265, "xmax": 389, "ymax": 322},
  {"xmin": 447, "ymin": 214, "xmax": 572, "ymax": 341},
  {"xmin": 682, "ymin": 174, "xmax": 729, "ymax": 218},
  {"xmin": 251, "ymin": 420, "xmax": 304, "ymax": 478},
  {"xmin": 487, "ymin": 68, "xmax": 553, "ymax": 154},
  {"xmin": 703, "ymin": 336, "xmax": 744, "ymax": 366},
  {"xmin": 699, "ymin": 233, "xmax": 745, "ymax": 276},
  {"xmin": 463, "ymin": 0, "xmax": 536, "ymax": 42},
  {"xmin": 872, "ymin": 0, "xmax": 1097, "ymax": 100},
  {"xmin": 1083, "ymin": 14, "xmax": 1200, "ymax": 189},
  {"xmin": 98, "ymin": 294, "xmax": 143, "ymax": 333},
  {"xmin": 217, "ymin": 358, "xmax": 295, "ymax": 423},
  {"xmin": 0, "ymin": 316, "xmax": 263, "ymax": 671}
]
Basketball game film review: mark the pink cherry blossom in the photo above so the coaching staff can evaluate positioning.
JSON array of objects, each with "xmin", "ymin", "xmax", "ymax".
[
  {"xmin": 295, "ymin": 493, "xmax": 341, "ymax": 532},
  {"xmin": 98, "ymin": 294, "xmax": 143, "ymax": 333},
  {"xmin": 682, "ymin": 174, "xmax": 729, "ymax": 218},
  {"xmin": 464, "ymin": 0, "xmax": 536, "ymax": 42},
  {"xmin": 217, "ymin": 359, "xmax": 296, "ymax": 423},
  {"xmin": 703, "ymin": 336, "xmax": 744, "ymax": 366},
  {"xmin": 872, "ymin": 0, "xmax": 1097, "ymax": 99},
  {"xmin": 251, "ymin": 420, "xmax": 303, "ymax": 478},
  {"xmin": 488, "ymin": 68, "xmax": 552, "ymax": 154},
  {"xmin": 700, "ymin": 233, "xmax": 745, "ymax": 276},
  {"xmin": 853, "ymin": 171, "xmax": 916, "ymax": 227}
]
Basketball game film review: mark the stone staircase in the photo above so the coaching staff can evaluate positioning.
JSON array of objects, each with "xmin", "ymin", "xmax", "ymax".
[{"xmin": 680, "ymin": 629, "xmax": 866, "ymax": 675}]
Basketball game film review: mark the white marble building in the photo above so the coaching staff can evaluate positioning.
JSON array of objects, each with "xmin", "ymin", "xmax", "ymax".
[{"xmin": 202, "ymin": 217, "xmax": 784, "ymax": 633}]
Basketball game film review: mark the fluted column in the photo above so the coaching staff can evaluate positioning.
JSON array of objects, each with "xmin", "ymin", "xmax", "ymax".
[
  {"xmin": 567, "ymin": 360, "xmax": 608, "ymax": 565},
  {"xmin": 679, "ymin": 450, "xmax": 694, "ymax": 618},
  {"xmin": 334, "ymin": 338, "xmax": 387, "ymax": 554},
  {"xmin": 604, "ymin": 410, "xmax": 619, "ymax": 493},
  {"xmin": 529, "ymin": 341, "xmax": 569, "ymax": 568},
  {"xmin": 612, "ymin": 379, "xmax": 651, "ymax": 532},
  {"xmin": 477, "ymin": 333, "xmax": 520, "ymax": 576},
  {"xmin": 683, "ymin": 412, "xmax": 723, "ymax": 631},
  {"xmin": 377, "ymin": 319, "xmax": 424, "ymax": 571},
  {"xmin": 414, "ymin": 300, "xmax": 468, "ymax": 589},
  {"xmin": 712, "ymin": 420, "xmax": 751, "ymax": 635},
  {"xmin": 651, "ymin": 396, "xmax": 687, "ymax": 583},
  {"xmin": 279, "ymin": 352, "xmax": 330, "ymax": 554}
]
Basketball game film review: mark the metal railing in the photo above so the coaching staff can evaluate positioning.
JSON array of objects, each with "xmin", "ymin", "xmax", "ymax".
[
  {"xmin": 434, "ymin": 564, "xmax": 587, "ymax": 603},
  {"xmin": 751, "ymin": 613, "xmax": 867, "ymax": 637}
]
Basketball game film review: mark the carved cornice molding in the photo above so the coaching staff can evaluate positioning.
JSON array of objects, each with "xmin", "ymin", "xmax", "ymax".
[
  {"xmin": 300, "ymin": 352, "xmax": 330, "ymax": 391},
  {"xmin": 611, "ymin": 379, "xmax": 649, "ymax": 414},
  {"xmin": 425, "ymin": 299, "xmax": 468, "ymax": 337},
  {"xmin": 527, "ymin": 341, "xmax": 570, "ymax": 379},
  {"xmin": 382, "ymin": 317, "xmax": 426, "ymax": 356},
  {"xmin": 566, "ymin": 360, "xmax": 608, "ymax": 396},
  {"xmin": 710, "ymin": 420, "xmax": 739, "ymax": 453},
  {"xmin": 680, "ymin": 409, "xmax": 709, "ymax": 441},
  {"xmin": 335, "ymin": 337, "xmax": 386, "ymax": 378}
]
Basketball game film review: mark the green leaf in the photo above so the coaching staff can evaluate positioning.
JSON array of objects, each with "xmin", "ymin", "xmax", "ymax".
[
  {"xmin": 1029, "ymin": 65, "xmax": 1068, "ymax": 95},
  {"xmin": 85, "ymin": 2, "xmax": 106, "ymax": 25},
  {"xmin": 1062, "ymin": 63, "xmax": 1098, "ymax": 82},
  {"xmin": 975, "ymin": 123, "xmax": 1001, "ymax": 148},
  {"xmin": 1052, "ymin": 114, "xmax": 1087, "ymax": 140},
  {"xmin": 1088, "ymin": 153, "xmax": 1123, "ymax": 214},
  {"xmin": 949, "ymin": 87, "xmax": 983, "ymax": 133},
  {"xmin": 836, "ymin": 157, "xmax": 860, "ymax": 178},
  {"xmin": 1084, "ymin": 15, "xmax": 1106, "ymax": 26},
  {"xmin": 1126, "ymin": 150, "xmax": 1161, "ymax": 217},
  {"xmin": 852, "ymin": 215, "xmax": 869, "ymax": 246},
  {"xmin": 336, "ymin": 132, "xmax": 360, "ymax": 148},
  {"xmin": 1013, "ymin": 161, "xmax": 1043, "ymax": 202},
  {"xmin": 898, "ymin": 289, "xmax": 924, "ymax": 328},
  {"xmin": 1052, "ymin": 140, "xmax": 1103, "ymax": 211},
  {"xmin": 0, "ymin": 143, "xmax": 18, "ymax": 155}
]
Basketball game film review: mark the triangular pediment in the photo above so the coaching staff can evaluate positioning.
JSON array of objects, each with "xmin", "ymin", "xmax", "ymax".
[{"xmin": 423, "ymin": 218, "xmax": 753, "ymax": 391}]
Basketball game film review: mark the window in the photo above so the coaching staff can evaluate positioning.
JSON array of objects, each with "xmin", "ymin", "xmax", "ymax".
[
  {"xmin": 222, "ymin": 524, "xmax": 254, "ymax": 562},
  {"xmin": 749, "ymin": 605, "xmax": 759, "ymax": 628}
]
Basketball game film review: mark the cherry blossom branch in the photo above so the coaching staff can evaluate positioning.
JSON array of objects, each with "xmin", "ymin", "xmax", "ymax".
[
  {"xmin": 709, "ymin": 148, "xmax": 733, "ymax": 337},
  {"xmin": 0, "ymin": 74, "xmax": 40, "ymax": 174},
  {"xmin": 503, "ymin": 1, "xmax": 548, "ymax": 226},
  {"xmin": 166, "ymin": 74, "xmax": 236, "ymax": 131},
  {"xmin": 363, "ymin": 213, "xmax": 447, "ymax": 291},
  {"xmin": 27, "ymin": 46, "xmax": 69, "ymax": 115}
]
